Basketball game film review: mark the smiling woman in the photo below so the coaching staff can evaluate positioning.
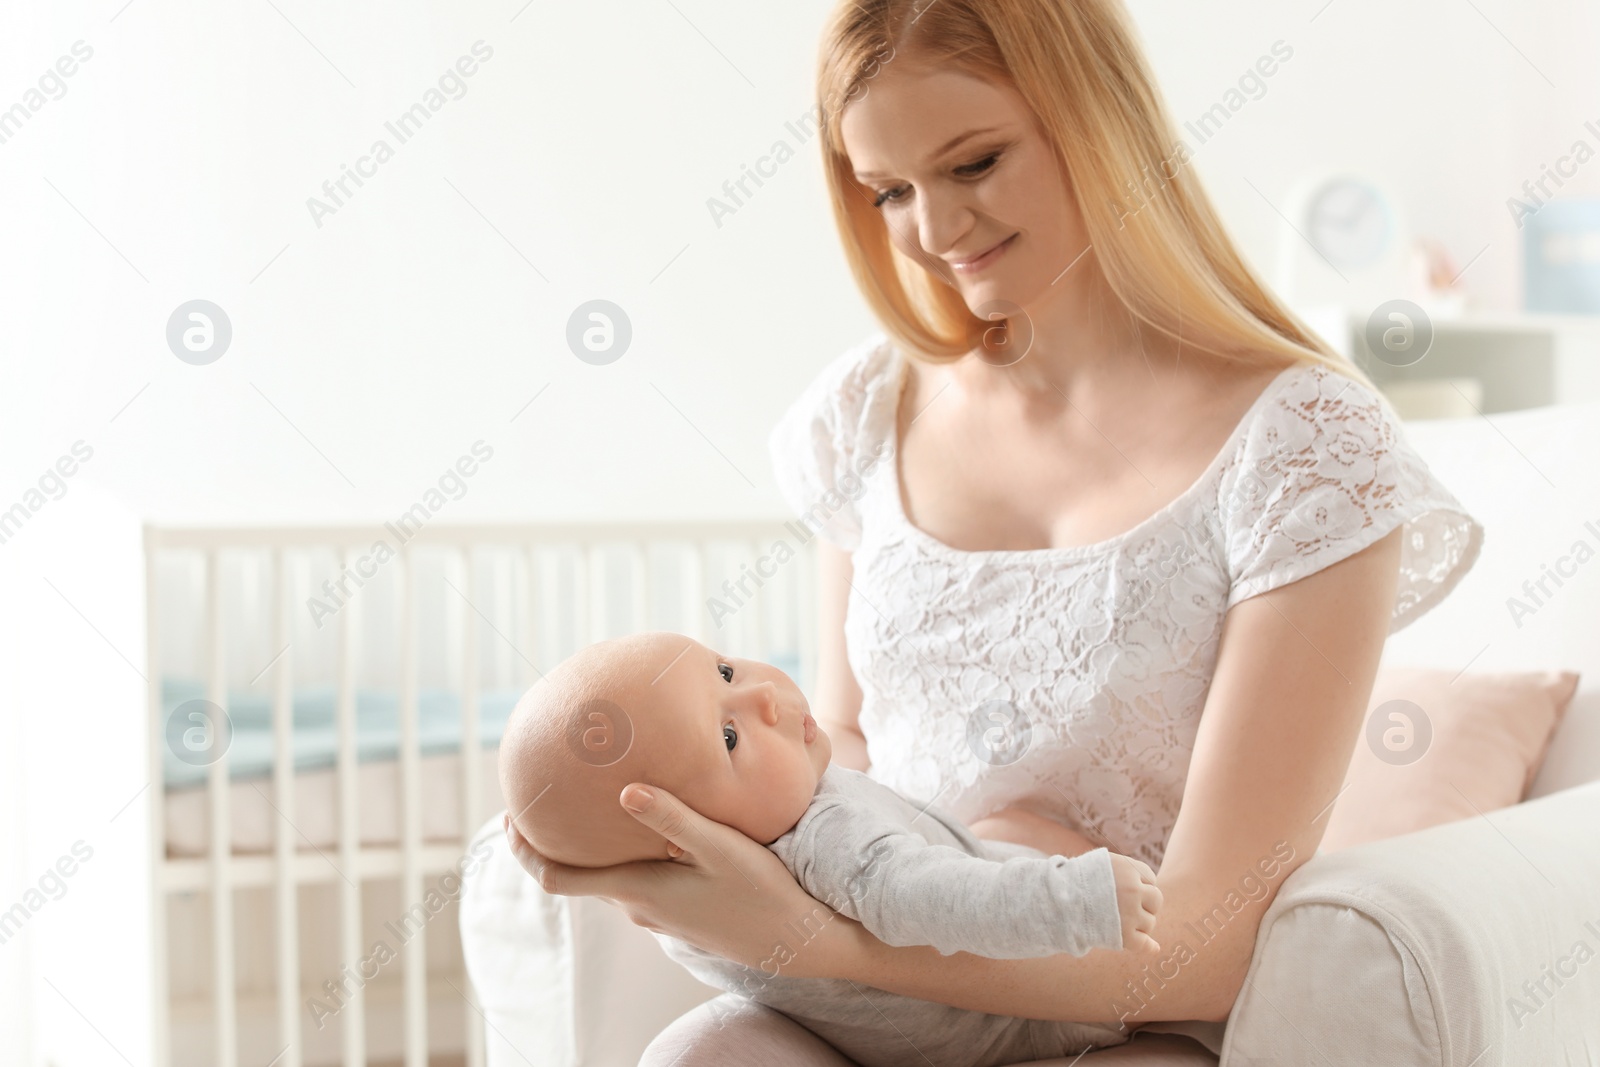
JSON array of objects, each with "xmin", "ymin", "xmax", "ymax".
[{"xmin": 494, "ymin": 1, "xmax": 1483, "ymax": 1064}]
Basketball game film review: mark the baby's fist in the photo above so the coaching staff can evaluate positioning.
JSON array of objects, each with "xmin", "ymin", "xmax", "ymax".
[{"xmin": 1108, "ymin": 853, "xmax": 1161, "ymax": 954}]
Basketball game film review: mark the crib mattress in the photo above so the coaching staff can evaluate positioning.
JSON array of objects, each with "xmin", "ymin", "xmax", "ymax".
[
  {"xmin": 163, "ymin": 746, "xmax": 505, "ymax": 857},
  {"xmin": 160, "ymin": 677, "xmax": 521, "ymax": 788}
]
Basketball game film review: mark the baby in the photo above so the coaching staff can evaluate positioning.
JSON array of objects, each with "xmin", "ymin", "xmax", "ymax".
[{"xmin": 499, "ymin": 630, "xmax": 1161, "ymax": 1066}]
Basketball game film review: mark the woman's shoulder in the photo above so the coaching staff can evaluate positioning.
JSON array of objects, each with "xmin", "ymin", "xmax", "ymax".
[
  {"xmin": 765, "ymin": 332, "xmax": 902, "ymax": 551},
  {"xmin": 775, "ymin": 331, "xmax": 901, "ymax": 444},
  {"xmin": 1215, "ymin": 356, "xmax": 1485, "ymax": 629}
]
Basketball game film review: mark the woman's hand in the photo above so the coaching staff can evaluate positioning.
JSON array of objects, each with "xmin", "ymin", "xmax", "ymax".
[
  {"xmin": 969, "ymin": 805, "xmax": 1103, "ymax": 858},
  {"xmin": 502, "ymin": 783, "xmax": 860, "ymax": 979}
]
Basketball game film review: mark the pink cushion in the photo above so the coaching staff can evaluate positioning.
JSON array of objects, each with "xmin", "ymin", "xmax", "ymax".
[{"xmin": 1320, "ymin": 667, "xmax": 1581, "ymax": 852}]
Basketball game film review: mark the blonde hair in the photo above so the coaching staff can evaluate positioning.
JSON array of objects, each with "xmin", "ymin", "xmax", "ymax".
[{"xmin": 815, "ymin": 0, "xmax": 1374, "ymax": 386}]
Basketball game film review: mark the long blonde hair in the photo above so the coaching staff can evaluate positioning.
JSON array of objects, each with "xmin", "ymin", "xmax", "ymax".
[{"xmin": 815, "ymin": 0, "xmax": 1372, "ymax": 386}]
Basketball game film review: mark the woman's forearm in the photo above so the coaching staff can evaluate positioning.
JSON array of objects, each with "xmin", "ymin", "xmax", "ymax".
[
  {"xmin": 824, "ymin": 722, "xmax": 870, "ymax": 773},
  {"xmin": 822, "ymin": 857, "xmax": 1285, "ymax": 1026}
]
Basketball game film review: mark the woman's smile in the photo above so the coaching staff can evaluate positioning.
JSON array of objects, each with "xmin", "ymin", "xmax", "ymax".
[{"xmin": 949, "ymin": 233, "xmax": 1017, "ymax": 274}]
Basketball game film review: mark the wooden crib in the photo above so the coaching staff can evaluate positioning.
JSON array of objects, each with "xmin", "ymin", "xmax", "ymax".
[{"xmin": 145, "ymin": 520, "xmax": 815, "ymax": 1067}]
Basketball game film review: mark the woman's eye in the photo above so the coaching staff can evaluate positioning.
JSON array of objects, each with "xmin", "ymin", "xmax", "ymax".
[
  {"xmin": 872, "ymin": 186, "xmax": 906, "ymax": 209},
  {"xmin": 956, "ymin": 153, "xmax": 1000, "ymax": 177},
  {"xmin": 723, "ymin": 723, "xmax": 738, "ymax": 752},
  {"xmin": 870, "ymin": 153, "xmax": 1001, "ymax": 210},
  {"xmin": 718, "ymin": 662, "xmax": 733, "ymax": 682}
]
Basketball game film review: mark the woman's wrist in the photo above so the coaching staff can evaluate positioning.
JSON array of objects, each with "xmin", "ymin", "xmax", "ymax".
[{"xmin": 794, "ymin": 905, "xmax": 874, "ymax": 981}]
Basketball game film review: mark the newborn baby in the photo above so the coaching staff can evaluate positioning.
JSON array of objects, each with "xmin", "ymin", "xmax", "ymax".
[{"xmin": 499, "ymin": 630, "xmax": 1160, "ymax": 1066}]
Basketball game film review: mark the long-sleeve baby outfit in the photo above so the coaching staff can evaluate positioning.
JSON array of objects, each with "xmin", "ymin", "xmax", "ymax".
[{"xmin": 650, "ymin": 764, "xmax": 1134, "ymax": 1066}]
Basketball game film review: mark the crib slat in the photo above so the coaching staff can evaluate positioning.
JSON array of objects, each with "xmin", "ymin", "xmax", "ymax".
[
  {"xmin": 271, "ymin": 549, "xmax": 302, "ymax": 1067},
  {"xmin": 748, "ymin": 539, "xmax": 768, "ymax": 662},
  {"xmin": 683, "ymin": 542, "xmax": 706, "ymax": 643},
  {"xmin": 337, "ymin": 546, "xmax": 366, "ymax": 1067},
  {"xmin": 589, "ymin": 542, "xmax": 607, "ymax": 640},
  {"xmin": 573, "ymin": 543, "xmax": 591, "ymax": 644},
  {"xmin": 523, "ymin": 544, "xmax": 541, "ymax": 684},
  {"xmin": 798, "ymin": 539, "xmax": 819, "ymax": 696},
  {"xmin": 147, "ymin": 537, "xmax": 170, "ymax": 1067},
  {"xmin": 399, "ymin": 547, "xmax": 428, "ymax": 1067},
  {"xmin": 207, "ymin": 549, "xmax": 238, "ymax": 1067},
  {"xmin": 632, "ymin": 541, "xmax": 650, "ymax": 632},
  {"xmin": 460, "ymin": 548, "xmax": 486, "ymax": 1067}
]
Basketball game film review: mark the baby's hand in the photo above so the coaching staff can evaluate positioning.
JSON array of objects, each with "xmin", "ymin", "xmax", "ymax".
[{"xmin": 1108, "ymin": 853, "xmax": 1162, "ymax": 954}]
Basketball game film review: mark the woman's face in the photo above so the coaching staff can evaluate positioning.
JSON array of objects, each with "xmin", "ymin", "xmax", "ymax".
[{"xmin": 839, "ymin": 63, "xmax": 1091, "ymax": 318}]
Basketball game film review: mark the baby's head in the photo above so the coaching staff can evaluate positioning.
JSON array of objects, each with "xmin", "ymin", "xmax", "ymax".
[{"xmin": 499, "ymin": 631, "xmax": 832, "ymax": 868}]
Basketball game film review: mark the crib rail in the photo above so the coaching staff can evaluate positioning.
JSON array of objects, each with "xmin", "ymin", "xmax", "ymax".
[{"xmin": 146, "ymin": 520, "xmax": 817, "ymax": 1067}]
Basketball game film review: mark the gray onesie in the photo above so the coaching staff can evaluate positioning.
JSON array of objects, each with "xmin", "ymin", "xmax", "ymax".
[{"xmin": 650, "ymin": 764, "xmax": 1134, "ymax": 1066}]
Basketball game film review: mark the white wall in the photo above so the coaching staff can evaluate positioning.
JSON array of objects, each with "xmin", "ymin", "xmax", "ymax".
[
  {"xmin": 1, "ymin": 1, "xmax": 1595, "ymax": 532},
  {"xmin": 3, "ymin": 3, "xmax": 1596, "ymax": 1064}
]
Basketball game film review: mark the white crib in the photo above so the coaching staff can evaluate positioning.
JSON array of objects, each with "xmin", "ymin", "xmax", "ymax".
[{"xmin": 144, "ymin": 520, "xmax": 816, "ymax": 1067}]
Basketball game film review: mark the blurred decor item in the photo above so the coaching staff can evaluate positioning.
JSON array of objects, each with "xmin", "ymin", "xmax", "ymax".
[
  {"xmin": 1405, "ymin": 237, "xmax": 1469, "ymax": 319},
  {"xmin": 1524, "ymin": 198, "xmax": 1600, "ymax": 313},
  {"xmin": 1274, "ymin": 170, "xmax": 1408, "ymax": 312},
  {"xmin": 1381, "ymin": 377, "xmax": 1485, "ymax": 420}
]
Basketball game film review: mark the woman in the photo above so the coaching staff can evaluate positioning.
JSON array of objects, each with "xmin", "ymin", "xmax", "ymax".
[{"xmin": 505, "ymin": 0, "xmax": 1482, "ymax": 1062}]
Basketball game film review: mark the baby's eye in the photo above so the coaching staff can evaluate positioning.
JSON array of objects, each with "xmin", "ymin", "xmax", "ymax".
[
  {"xmin": 723, "ymin": 723, "xmax": 738, "ymax": 752},
  {"xmin": 718, "ymin": 662, "xmax": 733, "ymax": 682}
]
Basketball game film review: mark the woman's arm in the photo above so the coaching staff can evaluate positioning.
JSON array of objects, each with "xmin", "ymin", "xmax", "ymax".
[
  {"xmin": 969, "ymin": 807, "xmax": 1102, "ymax": 858},
  {"xmin": 508, "ymin": 529, "xmax": 1402, "ymax": 1026},
  {"xmin": 815, "ymin": 540, "xmax": 870, "ymax": 772},
  {"xmin": 825, "ymin": 528, "xmax": 1405, "ymax": 1026}
]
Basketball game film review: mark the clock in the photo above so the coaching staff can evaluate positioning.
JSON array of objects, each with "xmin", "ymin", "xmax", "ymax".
[
  {"xmin": 1306, "ymin": 177, "xmax": 1395, "ymax": 271},
  {"xmin": 1272, "ymin": 170, "xmax": 1408, "ymax": 313}
]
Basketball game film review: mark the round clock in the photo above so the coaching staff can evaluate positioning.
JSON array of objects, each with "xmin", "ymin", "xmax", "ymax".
[{"xmin": 1305, "ymin": 177, "xmax": 1395, "ymax": 271}]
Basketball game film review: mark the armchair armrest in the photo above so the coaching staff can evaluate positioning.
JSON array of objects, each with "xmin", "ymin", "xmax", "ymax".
[
  {"xmin": 458, "ymin": 815, "xmax": 721, "ymax": 1067},
  {"xmin": 1220, "ymin": 781, "xmax": 1600, "ymax": 1066}
]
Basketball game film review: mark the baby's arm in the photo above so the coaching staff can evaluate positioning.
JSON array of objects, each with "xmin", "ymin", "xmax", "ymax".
[{"xmin": 793, "ymin": 805, "xmax": 1127, "ymax": 960}]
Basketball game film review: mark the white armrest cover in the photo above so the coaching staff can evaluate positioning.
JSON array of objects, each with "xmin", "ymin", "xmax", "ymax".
[
  {"xmin": 1221, "ymin": 780, "xmax": 1600, "ymax": 1065},
  {"xmin": 458, "ymin": 815, "xmax": 721, "ymax": 1067}
]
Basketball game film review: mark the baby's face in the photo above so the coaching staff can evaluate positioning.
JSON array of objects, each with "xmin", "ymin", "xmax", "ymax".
[{"xmin": 635, "ymin": 634, "xmax": 832, "ymax": 844}]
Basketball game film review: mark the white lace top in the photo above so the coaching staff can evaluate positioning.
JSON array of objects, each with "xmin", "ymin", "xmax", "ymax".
[{"xmin": 767, "ymin": 332, "xmax": 1484, "ymax": 870}]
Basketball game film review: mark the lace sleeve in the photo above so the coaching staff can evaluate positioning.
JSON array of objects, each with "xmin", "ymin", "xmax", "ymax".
[
  {"xmin": 1218, "ymin": 364, "xmax": 1485, "ymax": 634},
  {"xmin": 765, "ymin": 334, "xmax": 893, "ymax": 553}
]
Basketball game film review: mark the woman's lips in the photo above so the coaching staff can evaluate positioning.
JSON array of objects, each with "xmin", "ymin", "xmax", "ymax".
[{"xmin": 951, "ymin": 233, "xmax": 1017, "ymax": 274}]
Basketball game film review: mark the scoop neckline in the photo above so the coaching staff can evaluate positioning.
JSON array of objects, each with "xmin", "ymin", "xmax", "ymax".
[{"xmin": 881, "ymin": 345, "xmax": 1310, "ymax": 561}]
